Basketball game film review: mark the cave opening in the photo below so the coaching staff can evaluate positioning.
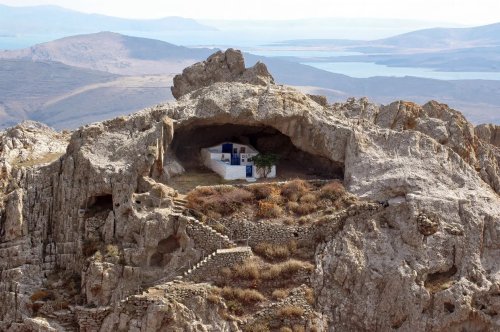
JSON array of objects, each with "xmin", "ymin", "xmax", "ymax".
[
  {"xmin": 169, "ymin": 123, "xmax": 344, "ymax": 180},
  {"xmin": 83, "ymin": 194, "xmax": 114, "ymax": 216},
  {"xmin": 149, "ymin": 235, "xmax": 180, "ymax": 267}
]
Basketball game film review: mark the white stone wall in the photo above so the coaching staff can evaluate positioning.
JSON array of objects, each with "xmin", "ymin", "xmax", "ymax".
[
  {"xmin": 223, "ymin": 164, "xmax": 248, "ymax": 180},
  {"xmin": 202, "ymin": 144, "xmax": 276, "ymax": 180}
]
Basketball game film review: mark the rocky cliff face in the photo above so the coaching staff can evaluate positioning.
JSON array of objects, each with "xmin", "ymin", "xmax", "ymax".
[{"xmin": 1, "ymin": 50, "xmax": 499, "ymax": 331}]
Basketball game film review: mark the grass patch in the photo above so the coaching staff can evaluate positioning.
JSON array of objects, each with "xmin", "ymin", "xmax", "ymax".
[
  {"xmin": 272, "ymin": 288, "xmax": 290, "ymax": 300},
  {"xmin": 231, "ymin": 259, "xmax": 314, "ymax": 281},
  {"xmin": 277, "ymin": 305, "xmax": 305, "ymax": 318},
  {"xmin": 254, "ymin": 241, "xmax": 297, "ymax": 261},
  {"xmin": 281, "ymin": 180, "xmax": 311, "ymax": 202},
  {"xmin": 257, "ymin": 201, "xmax": 283, "ymax": 218},
  {"xmin": 186, "ymin": 180, "xmax": 351, "ymax": 220},
  {"xmin": 243, "ymin": 322, "xmax": 271, "ymax": 332},
  {"xmin": 186, "ymin": 186, "xmax": 253, "ymax": 216},
  {"xmin": 218, "ymin": 287, "xmax": 265, "ymax": 303}
]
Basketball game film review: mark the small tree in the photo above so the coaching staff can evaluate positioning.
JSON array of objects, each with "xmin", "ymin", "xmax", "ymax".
[{"xmin": 250, "ymin": 153, "xmax": 279, "ymax": 178}]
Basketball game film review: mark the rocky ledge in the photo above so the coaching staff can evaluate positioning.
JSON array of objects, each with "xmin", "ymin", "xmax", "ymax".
[{"xmin": 0, "ymin": 49, "xmax": 499, "ymax": 331}]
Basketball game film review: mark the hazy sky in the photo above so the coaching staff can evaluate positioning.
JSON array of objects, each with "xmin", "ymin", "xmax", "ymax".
[{"xmin": 1, "ymin": 0, "xmax": 500, "ymax": 24}]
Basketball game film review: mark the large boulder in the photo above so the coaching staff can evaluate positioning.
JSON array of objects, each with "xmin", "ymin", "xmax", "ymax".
[{"xmin": 171, "ymin": 48, "xmax": 274, "ymax": 99}]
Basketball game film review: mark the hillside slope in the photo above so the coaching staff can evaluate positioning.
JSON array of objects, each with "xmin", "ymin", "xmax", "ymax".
[
  {"xmin": 0, "ymin": 32, "xmax": 215, "ymax": 75},
  {"xmin": 0, "ymin": 58, "xmax": 175, "ymax": 129}
]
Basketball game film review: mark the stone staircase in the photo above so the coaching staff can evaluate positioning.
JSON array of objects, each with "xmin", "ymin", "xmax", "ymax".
[
  {"xmin": 185, "ymin": 217, "xmax": 236, "ymax": 249},
  {"xmin": 143, "ymin": 215, "xmax": 238, "ymax": 288},
  {"xmin": 182, "ymin": 246, "xmax": 252, "ymax": 283},
  {"xmin": 172, "ymin": 197, "xmax": 188, "ymax": 215}
]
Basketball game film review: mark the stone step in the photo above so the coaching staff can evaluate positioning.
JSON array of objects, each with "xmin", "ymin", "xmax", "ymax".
[
  {"xmin": 182, "ymin": 246, "xmax": 252, "ymax": 281},
  {"xmin": 173, "ymin": 198, "xmax": 188, "ymax": 203}
]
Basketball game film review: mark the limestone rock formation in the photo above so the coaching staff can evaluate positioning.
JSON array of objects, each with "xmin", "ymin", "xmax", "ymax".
[
  {"xmin": 476, "ymin": 124, "xmax": 500, "ymax": 147},
  {"xmin": 1, "ymin": 50, "xmax": 500, "ymax": 331},
  {"xmin": 171, "ymin": 48, "xmax": 274, "ymax": 99}
]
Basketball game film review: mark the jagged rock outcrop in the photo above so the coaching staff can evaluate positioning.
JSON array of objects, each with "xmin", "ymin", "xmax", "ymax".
[
  {"xmin": 476, "ymin": 124, "xmax": 500, "ymax": 147},
  {"xmin": 171, "ymin": 48, "xmax": 274, "ymax": 99},
  {"xmin": 336, "ymin": 98, "xmax": 500, "ymax": 195},
  {"xmin": 1, "ymin": 50, "xmax": 500, "ymax": 331}
]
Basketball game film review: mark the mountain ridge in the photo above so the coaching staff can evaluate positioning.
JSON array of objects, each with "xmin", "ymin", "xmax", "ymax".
[
  {"xmin": 0, "ymin": 4, "xmax": 216, "ymax": 35},
  {"xmin": 276, "ymin": 21, "xmax": 500, "ymax": 50}
]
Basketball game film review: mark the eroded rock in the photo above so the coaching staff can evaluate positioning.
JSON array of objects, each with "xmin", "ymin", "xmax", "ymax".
[
  {"xmin": 1, "ymin": 50, "xmax": 500, "ymax": 331},
  {"xmin": 171, "ymin": 48, "xmax": 274, "ymax": 99}
]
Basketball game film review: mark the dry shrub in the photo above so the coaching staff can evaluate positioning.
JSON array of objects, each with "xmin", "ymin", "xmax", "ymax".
[
  {"xmin": 266, "ymin": 192, "xmax": 284, "ymax": 204},
  {"xmin": 291, "ymin": 202, "xmax": 317, "ymax": 216},
  {"xmin": 195, "ymin": 186, "xmax": 218, "ymax": 196},
  {"xmin": 280, "ymin": 328, "xmax": 293, "ymax": 332},
  {"xmin": 319, "ymin": 181, "xmax": 346, "ymax": 200},
  {"xmin": 286, "ymin": 201, "xmax": 300, "ymax": 212},
  {"xmin": 261, "ymin": 259, "xmax": 314, "ymax": 280},
  {"xmin": 226, "ymin": 300, "xmax": 244, "ymax": 315},
  {"xmin": 299, "ymin": 193, "xmax": 317, "ymax": 203},
  {"xmin": 243, "ymin": 322, "xmax": 270, "ymax": 332},
  {"xmin": 254, "ymin": 241, "xmax": 297, "ymax": 260},
  {"xmin": 297, "ymin": 215, "xmax": 312, "ymax": 225},
  {"xmin": 277, "ymin": 305, "xmax": 305, "ymax": 318},
  {"xmin": 232, "ymin": 258, "xmax": 312, "ymax": 281},
  {"xmin": 281, "ymin": 179, "xmax": 310, "ymax": 202},
  {"xmin": 234, "ymin": 260, "xmax": 260, "ymax": 280},
  {"xmin": 304, "ymin": 287, "xmax": 315, "ymax": 305},
  {"xmin": 292, "ymin": 325, "xmax": 305, "ymax": 332},
  {"xmin": 207, "ymin": 294, "xmax": 220, "ymax": 304},
  {"xmin": 279, "ymin": 259, "xmax": 314, "ymax": 275},
  {"xmin": 272, "ymin": 288, "xmax": 290, "ymax": 300},
  {"xmin": 251, "ymin": 184, "xmax": 277, "ymax": 200},
  {"xmin": 257, "ymin": 201, "xmax": 283, "ymax": 218},
  {"xmin": 187, "ymin": 186, "xmax": 253, "ymax": 216},
  {"xmin": 221, "ymin": 287, "xmax": 265, "ymax": 303}
]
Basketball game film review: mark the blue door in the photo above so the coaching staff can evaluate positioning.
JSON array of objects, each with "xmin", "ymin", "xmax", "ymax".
[
  {"xmin": 222, "ymin": 143, "xmax": 233, "ymax": 154},
  {"xmin": 231, "ymin": 155, "xmax": 240, "ymax": 165},
  {"xmin": 246, "ymin": 165, "xmax": 253, "ymax": 177}
]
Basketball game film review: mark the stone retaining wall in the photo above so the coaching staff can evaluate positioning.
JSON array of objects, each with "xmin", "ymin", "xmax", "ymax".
[
  {"xmin": 216, "ymin": 202, "xmax": 382, "ymax": 248},
  {"xmin": 184, "ymin": 247, "xmax": 252, "ymax": 283},
  {"xmin": 183, "ymin": 216, "xmax": 235, "ymax": 253}
]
